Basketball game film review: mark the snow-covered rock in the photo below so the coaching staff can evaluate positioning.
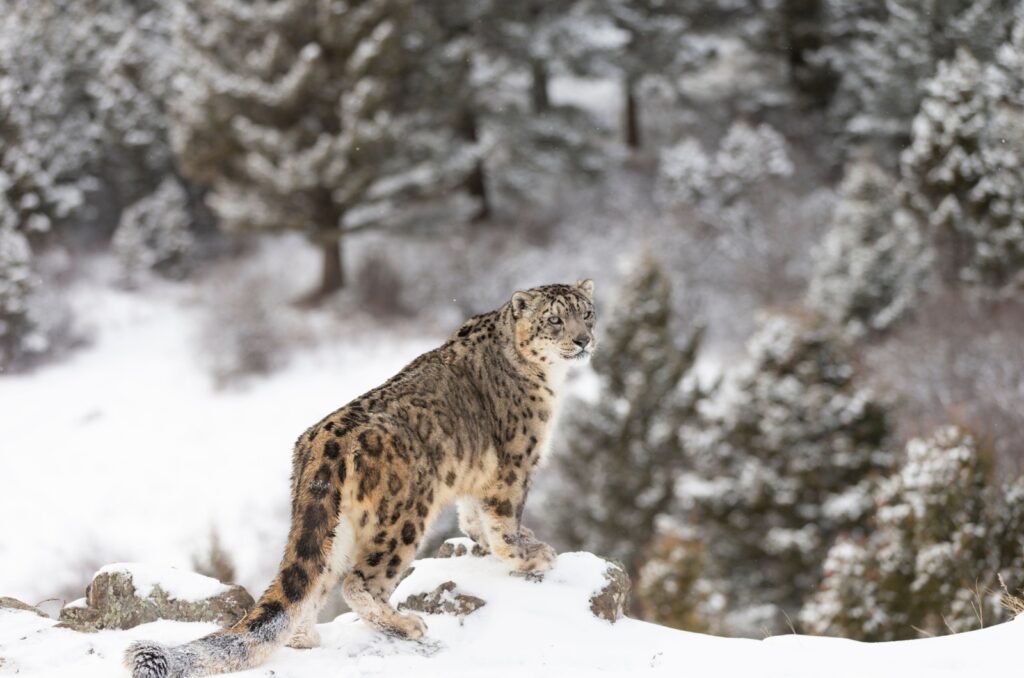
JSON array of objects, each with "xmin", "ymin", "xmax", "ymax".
[
  {"xmin": 408, "ymin": 538, "xmax": 629, "ymax": 622},
  {"xmin": 56, "ymin": 564, "xmax": 253, "ymax": 632}
]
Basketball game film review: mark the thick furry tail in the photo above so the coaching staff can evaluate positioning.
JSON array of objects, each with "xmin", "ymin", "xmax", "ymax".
[{"xmin": 123, "ymin": 590, "xmax": 295, "ymax": 678}]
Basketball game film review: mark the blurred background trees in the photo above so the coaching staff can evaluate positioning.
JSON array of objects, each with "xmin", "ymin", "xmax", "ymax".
[{"xmin": 3, "ymin": 0, "xmax": 1024, "ymax": 642}]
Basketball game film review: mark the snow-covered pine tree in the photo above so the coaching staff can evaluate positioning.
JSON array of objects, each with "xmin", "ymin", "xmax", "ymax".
[
  {"xmin": 807, "ymin": 155, "xmax": 929, "ymax": 337},
  {"xmin": 657, "ymin": 121, "xmax": 793, "ymax": 234},
  {"xmin": 567, "ymin": 0, "xmax": 699, "ymax": 149},
  {"xmin": 89, "ymin": 0, "xmax": 178, "ymax": 210},
  {"xmin": 821, "ymin": 0, "xmax": 1015, "ymax": 147},
  {"xmin": 547, "ymin": 256, "xmax": 707, "ymax": 575},
  {"xmin": 801, "ymin": 426, "xmax": 1024, "ymax": 640},
  {"xmin": 425, "ymin": 0, "xmax": 603, "ymax": 219},
  {"xmin": 900, "ymin": 40, "xmax": 1024, "ymax": 291},
  {"xmin": 683, "ymin": 312, "xmax": 891, "ymax": 634},
  {"xmin": 112, "ymin": 178, "xmax": 195, "ymax": 287},
  {"xmin": 0, "ymin": 0, "xmax": 180, "ymax": 243},
  {"xmin": 170, "ymin": 0, "xmax": 477, "ymax": 300},
  {"xmin": 755, "ymin": 0, "xmax": 835, "ymax": 107},
  {"xmin": 0, "ymin": 1, "xmax": 102, "ymax": 238}
]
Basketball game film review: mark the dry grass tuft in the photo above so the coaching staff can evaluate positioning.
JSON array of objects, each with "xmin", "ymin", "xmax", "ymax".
[{"xmin": 999, "ymin": 574, "xmax": 1024, "ymax": 618}]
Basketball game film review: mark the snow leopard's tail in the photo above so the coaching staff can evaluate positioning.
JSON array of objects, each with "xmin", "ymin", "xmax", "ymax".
[
  {"xmin": 122, "ymin": 587, "xmax": 295, "ymax": 678},
  {"xmin": 124, "ymin": 506, "xmax": 346, "ymax": 677}
]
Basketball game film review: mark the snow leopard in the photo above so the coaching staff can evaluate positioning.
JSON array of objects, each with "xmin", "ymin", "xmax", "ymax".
[{"xmin": 125, "ymin": 280, "xmax": 597, "ymax": 678}]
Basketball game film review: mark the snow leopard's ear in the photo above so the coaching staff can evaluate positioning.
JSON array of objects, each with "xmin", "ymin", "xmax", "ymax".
[
  {"xmin": 511, "ymin": 290, "xmax": 538, "ymax": 318},
  {"xmin": 574, "ymin": 279, "xmax": 594, "ymax": 299}
]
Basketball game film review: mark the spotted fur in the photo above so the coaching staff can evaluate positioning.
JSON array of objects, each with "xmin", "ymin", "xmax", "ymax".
[{"xmin": 124, "ymin": 280, "xmax": 597, "ymax": 678}]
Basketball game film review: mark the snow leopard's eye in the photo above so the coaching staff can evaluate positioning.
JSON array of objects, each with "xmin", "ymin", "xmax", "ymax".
[
  {"xmin": 548, "ymin": 315, "xmax": 562, "ymax": 326},
  {"xmin": 582, "ymin": 310, "xmax": 594, "ymax": 321}
]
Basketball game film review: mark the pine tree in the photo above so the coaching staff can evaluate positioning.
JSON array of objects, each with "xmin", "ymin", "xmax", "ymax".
[
  {"xmin": 426, "ymin": 0, "xmax": 603, "ymax": 219},
  {"xmin": 900, "ymin": 41, "xmax": 1024, "ymax": 290},
  {"xmin": 0, "ymin": 0, "xmax": 103, "ymax": 237},
  {"xmin": 821, "ymin": 0, "xmax": 1015, "ymax": 146},
  {"xmin": 89, "ymin": 0, "xmax": 178, "ymax": 209},
  {"xmin": 807, "ymin": 155, "xmax": 929, "ymax": 337},
  {"xmin": 170, "ymin": 0, "xmax": 476, "ymax": 300},
  {"xmin": 657, "ymin": 122, "xmax": 793, "ymax": 234},
  {"xmin": 801, "ymin": 427, "xmax": 1024, "ymax": 640},
  {"xmin": 0, "ymin": 0, "xmax": 180, "ymax": 242},
  {"xmin": 567, "ymin": 0, "xmax": 700, "ymax": 149},
  {"xmin": 683, "ymin": 312, "xmax": 891, "ymax": 634},
  {"xmin": 547, "ymin": 257, "xmax": 707, "ymax": 575}
]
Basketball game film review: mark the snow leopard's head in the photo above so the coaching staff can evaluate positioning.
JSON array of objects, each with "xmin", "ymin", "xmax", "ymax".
[{"xmin": 510, "ymin": 280, "xmax": 596, "ymax": 366}]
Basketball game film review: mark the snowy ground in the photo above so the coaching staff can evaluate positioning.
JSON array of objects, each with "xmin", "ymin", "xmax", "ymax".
[
  {"xmin": 0, "ymin": 270, "xmax": 439, "ymax": 609},
  {"xmin": 1, "ymin": 546, "xmax": 1020, "ymax": 678}
]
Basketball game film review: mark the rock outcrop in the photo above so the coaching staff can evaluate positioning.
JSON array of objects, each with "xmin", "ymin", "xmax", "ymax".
[
  {"xmin": 399, "ymin": 580, "xmax": 487, "ymax": 617},
  {"xmin": 57, "ymin": 564, "xmax": 254, "ymax": 632},
  {"xmin": 588, "ymin": 560, "xmax": 630, "ymax": 622}
]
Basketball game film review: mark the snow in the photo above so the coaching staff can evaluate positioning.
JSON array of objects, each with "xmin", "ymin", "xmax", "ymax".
[
  {"xmin": 1, "ymin": 547, "xmax": 1022, "ymax": 677},
  {"xmin": 93, "ymin": 564, "xmax": 230, "ymax": 603}
]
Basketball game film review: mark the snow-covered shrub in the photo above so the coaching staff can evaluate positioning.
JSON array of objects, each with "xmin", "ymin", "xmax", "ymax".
[
  {"xmin": 354, "ymin": 250, "xmax": 407, "ymax": 318},
  {"xmin": 0, "ymin": 224, "xmax": 77, "ymax": 373},
  {"xmin": 191, "ymin": 529, "xmax": 238, "ymax": 585},
  {"xmin": 657, "ymin": 122, "xmax": 793, "ymax": 234},
  {"xmin": 112, "ymin": 178, "xmax": 194, "ymax": 287},
  {"xmin": 547, "ymin": 256, "xmax": 708, "ymax": 574},
  {"xmin": 0, "ymin": 226, "xmax": 43, "ymax": 371},
  {"xmin": 802, "ymin": 426, "xmax": 1024, "ymax": 640},
  {"xmin": 901, "ymin": 40, "xmax": 1024, "ymax": 291},
  {"xmin": 807, "ymin": 156, "xmax": 930, "ymax": 337},
  {"xmin": 682, "ymin": 312, "xmax": 892, "ymax": 634},
  {"xmin": 198, "ymin": 258, "xmax": 307, "ymax": 388}
]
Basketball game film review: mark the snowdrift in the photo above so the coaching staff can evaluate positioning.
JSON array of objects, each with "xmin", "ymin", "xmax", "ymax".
[{"xmin": 0, "ymin": 540, "xmax": 1020, "ymax": 677}]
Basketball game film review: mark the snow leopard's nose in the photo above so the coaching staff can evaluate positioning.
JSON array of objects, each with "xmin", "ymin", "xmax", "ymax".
[{"xmin": 573, "ymin": 334, "xmax": 590, "ymax": 350}]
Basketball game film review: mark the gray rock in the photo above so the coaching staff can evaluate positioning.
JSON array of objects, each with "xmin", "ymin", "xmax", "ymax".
[
  {"xmin": 589, "ymin": 559, "xmax": 630, "ymax": 623},
  {"xmin": 57, "ymin": 568, "xmax": 254, "ymax": 632},
  {"xmin": 399, "ymin": 581, "xmax": 486, "ymax": 617},
  {"xmin": 0, "ymin": 597, "xmax": 49, "ymax": 618}
]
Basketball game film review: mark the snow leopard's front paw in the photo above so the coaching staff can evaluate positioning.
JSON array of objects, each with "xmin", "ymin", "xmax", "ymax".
[
  {"xmin": 516, "ymin": 537, "xmax": 557, "ymax": 573},
  {"xmin": 390, "ymin": 611, "xmax": 427, "ymax": 640}
]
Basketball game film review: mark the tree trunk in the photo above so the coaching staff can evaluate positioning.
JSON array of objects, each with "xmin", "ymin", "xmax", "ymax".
[
  {"xmin": 300, "ymin": 200, "xmax": 345, "ymax": 306},
  {"xmin": 458, "ymin": 108, "xmax": 490, "ymax": 222},
  {"xmin": 531, "ymin": 60, "xmax": 550, "ymax": 113},
  {"xmin": 623, "ymin": 76, "xmax": 641, "ymax": 150},
  {"xmin": 319, "ymin": 236, "xmax": 344, "ymax": 296}
]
